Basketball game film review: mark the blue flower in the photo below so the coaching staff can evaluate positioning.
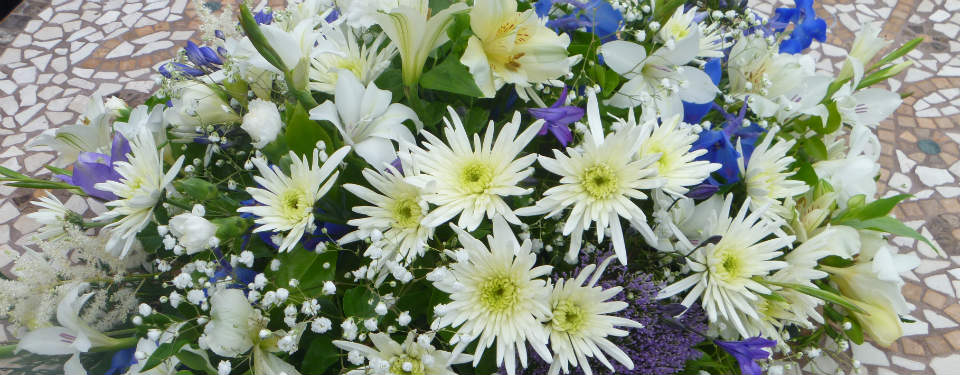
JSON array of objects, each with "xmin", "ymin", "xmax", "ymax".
[
  {"xmin": 715, "ymin": 337, "xmax": 777, "ymax": 375},
  {"xmin": 773, "ymin": 0, "xmax": 827, "ymax": 54},
  {"xmin": 528, "ymin": 86, "xmax": 583, "ymax": 146},
  {"xmin": 538, "ymin": 0, "xmax": 623, "ymax": 41},
  {"xmin": 691, "ymin": 129, "xmax": 740, "ymax": 185},
  {"xmin": 55, "ymin": 133, "xmax": 130, "ymax": 200},
  {"xmin": 105, "ymin": 348, "xmax": 136, "ymax": 375},
  {"xmin": 254, "ymin": 9, "xmax": 274, "ymax": 25}
]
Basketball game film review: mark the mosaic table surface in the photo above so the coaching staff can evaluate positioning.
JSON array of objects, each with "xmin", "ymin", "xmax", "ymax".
[{"xmin": 0, "ymin": 0, "xmax": 958, "ymax": 374}]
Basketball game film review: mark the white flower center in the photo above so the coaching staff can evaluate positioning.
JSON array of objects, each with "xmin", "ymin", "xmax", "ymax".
[
  {"xmin": 581, "ymin": 162, "xmax": 619, "ymax": 200},
  {"xmin": 280, "ymin": 188, "xmax": 312, "ymax": 222},
  {"xmin": 479, "ymin": 275, "xmax": 520, "ymax": 313}
]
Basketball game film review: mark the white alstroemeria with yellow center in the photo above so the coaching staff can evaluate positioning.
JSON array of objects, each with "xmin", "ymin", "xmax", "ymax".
[
  {"xmin": 547, "ymin": 257, "xmax": 643, "ymax": 375},
  {"xmin": 657, "ymin": 195, "xmax": 793, "ymax": 338},
  {"xmin": 410, "ymin": 108, "xmax": 541, "ymax": 231},
  {"xmin": 625, "ymin": 113, "xmax": 720, "ymax": 196},
  {"xmin": 739, "ymin": 128, "xmax": 809, "ymax": 219},
  {"xmin": 460, "ymin": 0, "xmax": 572, "ymax": 100},
  {"xmin": 376, "ymin": 0, "xmax": 469, "ymax": 86},
  {"xmin": 17, "ymin": 283, "xmax": 123, "ymax": 375},
  {"xmin": 309, "ymin": 21, "xmax": 397, "ymax": 94},
  {"xmin": 431, "ymin": 217, "xmax": 553, "ymax": 375},
  {"xmin": 600, "ymin": 38, "xmax": 718, "ymax": 119},
  {"xmin": 333, "ymin": 332, "xmax": 471, "ymax": 375},
  {"xmin": 518, "ymin": 91, "xmax": 664, "ymax": 264},
  {"xmin": 339, "ymin": 149, "xmax": 434, "ymax": 266},
  {"xmin": 95, "ymin": 133, "xmax": 185, "ymax": 257},
  {"xmin": 309, "ymin": 70, "xmax": 421, "ymax": 168},
  {"xmin": 237, "ymin": 147, "xmax": 350, "ymax": 252}
]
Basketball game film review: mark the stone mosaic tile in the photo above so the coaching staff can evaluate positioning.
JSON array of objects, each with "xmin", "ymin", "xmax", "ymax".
[{"xmin": 0, "ymin": 0, "xmax": 956, "ymax": 373}]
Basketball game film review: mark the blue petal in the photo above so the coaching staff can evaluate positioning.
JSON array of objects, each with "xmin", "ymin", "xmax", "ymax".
[{"xmin": 534, "ymin": 0, "xmax": 554, "ymax": 18}]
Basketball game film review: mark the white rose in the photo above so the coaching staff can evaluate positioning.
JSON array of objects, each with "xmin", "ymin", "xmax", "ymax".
[
  {"xmin": 168, "ymin": 211, "xmax": 218, "ymax": 254},
  {"xmin": 241, "ymin": 99, "xmax": 283, "ymax": 148}
]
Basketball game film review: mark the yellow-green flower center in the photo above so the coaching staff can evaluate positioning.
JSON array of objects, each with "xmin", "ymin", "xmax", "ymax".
[
  {"xmin": 582, "ymin": 163, "xmax": 619, "ymax": 200},
  {"xmin": 390, "ymin": 197, "xmax": 422, "ymax": 229},
  {"xmin": 711, "ymin": 246, "xmax": 746, "ymax": 282},
  {"xmin": 459, "ymin": 160, "xmax": 494, "ymax": 194},
  {"xmin": 479, "ymin": 275, "xmax": 520, "ymax": 313},
  {"xmin": 280, "ymin": 188, "xmax": 312, "ymax": 221},
  {"xmin": 389, "ymin": 355, "xmax": 425, "ymax": 375},
  {"xmin": 552, "ymin": 299, "xmax": 587, "ymax": 333}
]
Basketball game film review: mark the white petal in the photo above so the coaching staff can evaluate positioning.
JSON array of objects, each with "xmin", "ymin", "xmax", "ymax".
[{"xmin": 599, "ymin": 41, "xmax": 647, "ymax": 78}]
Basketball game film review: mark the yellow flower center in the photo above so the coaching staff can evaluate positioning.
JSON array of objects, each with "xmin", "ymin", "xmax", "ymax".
[
  {"xmin": 458, "ymin": 160, "xmax": 494, "ymax": 194},
  {"xmin": 335, "ymin": 57, "xmax": 364, "ymax": 80},
  {"xmin": 581, "ymin": 162, "xmax": 619, "ymax": 200},
  {"xmin": 280, "ymin": 188, "xmax": 312, "ymax": 222},
  {"xmin": 552, "ymin": 299, "xmax": 587, "ymax": 333},
  {"xmin": 479, "ymin": 275, "xmax": 520, "ymax": 313},
  {"xmin": 389, "ymin": 355, "xmax": 425, "ymax": 375},
  {"xmin": 710, "ymin": 245, "xmax": 747, "ymax": 283},
  {"xmin": 390, "ymin": 197, "xmax": 422, "ymax": 229}
]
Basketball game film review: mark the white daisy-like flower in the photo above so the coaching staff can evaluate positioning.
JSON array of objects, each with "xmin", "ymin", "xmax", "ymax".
[
  {"xmin": 547, "ymin": 256, "xmax": 643, "ymax": 375},
  {"xmin": 622, "ymin": 113, "xmax": 720, "ymax": 196},
  {"xmin": 411, "ymin": 108, "xmax": 541, "ymax": 231},
  {"xmin": 431, "ymin": 216, "xmax": 553, "ymax": 375},
  {"xmin": 27, "ymin": 193, "xmax": 77, "ymax": 242},
  {"xmin": 517, "ymin": 91, "xmax": 664, "ymax": 264},
  {"xmin": 333, "ymin": 331, "xmax": 471, "ymax": 375},
  {"xmin": 237, "ymin": 146, "xmax": 351, "ymax": 252},
  {"xmin": 740, "ymin": 127, "xmax": 809, "ymax": 219},
  {"xmin": 310, "ymin": 21, "xmax": 397, "ymax": 95},
  {"xmin": 95, "ymin": 133, "xmax": 185, "ymax": 257},
  {"xmin": 339, "ymin": 148, "xmax": 434, "ymax": 265},
  {"xmin": 657, "ymin": 194, "xmax": 793, "ymax": 338}
]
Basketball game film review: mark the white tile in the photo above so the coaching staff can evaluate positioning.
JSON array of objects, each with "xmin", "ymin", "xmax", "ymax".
[
  {"xmin": 851, "ymin": 342, "xmax": 890, "ymax": 366},
  {"xmin": 916, "ymin": 166, "xmax": 955, "ymax": 187},
  {"xmin": 923, "ymin": 308, "xmax": 958, "ymax": 328},
  {"xmin": 896, "ymin": 150, "xmax": 917, "ymax": 173},
  {"xmin": 0, "ymin": 201, "xmax": 18, "ymax": 224},
  {"xmin": 932, "ymin": 355, "xmax": 960, "ymax": 375}
]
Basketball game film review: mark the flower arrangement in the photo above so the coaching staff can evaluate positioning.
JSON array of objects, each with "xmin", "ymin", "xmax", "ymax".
[{"xmin": 1, "ymin": 0, "xmax": 932, "ymax": 374}]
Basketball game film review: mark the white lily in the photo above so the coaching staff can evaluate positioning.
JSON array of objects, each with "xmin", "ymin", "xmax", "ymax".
[
  {"xmin": 114, "ymin": 104, "xmax": 166, "ymax": 145},
  {"xmin": 600, "ymin": 39, "xmax": 718, "ymax": 119},
  {"xmin": 832, "ymin": 56, "xmax": 902, "ymax": 129},
  {"xmin": 17, "ymin": 283, "xmax": 123, "ymax": 375},
  {"xmin": 30, "ymin": 94, "xmax": 113, "ymax": 167},
  {"xmin": 309, "ymin": 70, "xmax": 421, "ymax": 168},
  {"xmin": 259, "ymin": 18, "xmax": 342, "ymax": 88},
  {"xmin": 814, "ymin": 126, "xmax": 881, "ymax": 208},
  {"xmin": 837, "ymin": 21, "xmax": 891, "ymax": 81},
  {"xmin": 376, "ymin": 0, "xmax": 469, "ymax": 86}
]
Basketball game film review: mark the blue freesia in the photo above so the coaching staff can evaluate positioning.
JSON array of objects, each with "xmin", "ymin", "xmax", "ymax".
[
  {"xmin": 105, "ymin": 348, "xmax": 136, "ymax": 375},
  {"xmin": 254, "ymin": 9, "xmax": 274, "ymax": 25},
  {"xmin": 56, "ymin": 133, "xmax": 130, "ymax": 201},
  {"xmin": 773, "ymin": 0, "xmax": 827, "ymax": 54},
  {"xmin": 682, "ymin": 58, "xmax": 723, "ymax": 124},
  {"xmin": 538, "ymin": 0, "xmax": 623, "ymax": 41},
  {"xmin": 528, "ymin": 87, "xmax": 583, "ymax": 146},
  {"xmin": 715, "ymin": 337, "xmax": 777, "ymax": 375},
  {"xmin": 690, "ymin": 102, "xmax": 765, "ymax": 187}
]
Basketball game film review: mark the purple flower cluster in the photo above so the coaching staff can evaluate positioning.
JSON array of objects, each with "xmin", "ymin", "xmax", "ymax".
[{"xmin": 523, "ymin": 252, "xmax": 707, "ymax": 375}]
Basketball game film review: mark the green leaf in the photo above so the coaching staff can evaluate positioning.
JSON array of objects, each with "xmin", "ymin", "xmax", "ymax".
[
  {"xmin": 420, "ymin": 57, "xmax": 484, "ymax": 97},
  {"xmin": 835, "ymin": 194, "xmax": 909, "ymax": 222},
  {"xmin": 839, "ymin": 216, "xmax": 940, "ymax": 255},
  {"xmin": 238, "ymin": 3, "xmax": 287, "ymax": 72},
  {"xmin": 343, "ymin": 287, "xmax": 378, "ymax": 318},
  {"xmin": 301, "ymin": 336, "xmax": 340, "ymax": 374},
  {"xmin": 175, "ymin": 349, "xmax": 218, "ymax": 375},
  {"xmin": 870, "ymin": 37, "xmax": 922, "ymax": 71},
  {"xmin": 0, "ymin": 166, "xmax": 27, "ymax": 179},
  {"xmin": 824, "ymin": 100, "xmax": 842, "ymax": 134},
  {"xmin": 285, "ymin": 103, "xmax": 333, "ymax": 158},
  {"xmin": 764, "ymin": 280, "xmax": 867, "ymax": 315},
  {"xmin": 268, "ymin": 247, "xmax": 338, "ymax": 295},
  {"xmin": 845, "ymin": 317, "xmax": 865, "ymax": 345},
  {"xmin": 174, "ymin": 178, "xmax": 219, "ymax": 201},
  {"xmin": 791, "ymin": 160, "xmax": 819, "ymax": 186},
  {"xmin": 140, "ymin": 338, "xmax": 189, "ymax": 372},
  {"xmin": 45, "ymin": 165, "xmax": 72, "ymax": 176},
  {"xmin": 212, "ymin": 216, "xmax": 253, "ymax": 240},
  {"xmin": 803, "ymin": 137, "xmax": 828, "ymax": 161},
  {"xmin": 464, "ymin": 106, "xmax": 490, "ymax": 136},
  {"xmin": 819, "ymin": 255, "xmax": 855, "ymax": 268}
]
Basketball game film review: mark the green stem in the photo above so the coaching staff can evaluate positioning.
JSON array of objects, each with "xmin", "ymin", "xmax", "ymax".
[{"xmin": 285, "ymin": 71, "xmax": 318, "ymax": 109}]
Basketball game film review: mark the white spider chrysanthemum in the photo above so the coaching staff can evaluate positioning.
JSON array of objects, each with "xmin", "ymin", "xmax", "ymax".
[
  {"xmin": 657, "ymin": 195, "xmax": 793, "ymax": 338},
  {"xmin": 339, "ymin": 150, "xmax": 434, "ymax": 265},
  {"xmin": 237, "ymin": 146, "xmax": 351, "ymax": 252},
  {"xmin": 333, "ymin": 332, "xmax": 471, "ymax": 375},
  {"xmin": 739, "ymin": 127, "xmax": 809, "ymax": 219},
  {"xmin": 517, "ymin": 91, "xmax": 664, "ymax": 264},
  {"xmin": 625, "ymin": 113, "xmax": 720, "ymax": 196},
  {"xmin": 547, "ymin": 257, "xmax": 643, "ymax": 375},
  {"xmin": 309, "ymin": 21, "xmax": 398, "ymax": 94},
  {"xmin": 431, "ymin": 216, "xmax": 553, "ymax": 375},
  {"xmin": 27, "ymin": 193, "xmax": 77, "ymax": 242},
  {"xmin": 95, "ymin": 133, "xmax": 185, "ymax": 257},
  {"xmin": 411, "ymin": 108, "xmax": 541, "ymax": 231}
]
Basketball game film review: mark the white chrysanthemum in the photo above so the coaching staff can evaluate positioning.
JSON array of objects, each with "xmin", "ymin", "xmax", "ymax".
[
  {"xmin": 95, "ymin": 134, "xmax": 185, "ymax": 257},
  {"xmin": 333, "ymin": 332, "xmax": 471, "ymax": 375},
  {"xmin": 622, "ymin": 113, "xmax": 720, "ymax": 195},
  {"xmin": 340, "ymin": 150, "xmax": 434, "ymax": 265},
  {"xmin": 431, "ymin": 216, "xmax": 553, "ymax": 375},
  {"xmin": 547, "ymin": 257, "xmax": 643, "ymax": 375},
  {"xmin": 739, "ymin": 127, "xmax": 809, "ymax": 219},
  {"xmin": 658, "ymin": 195, "xmax": 793, "ymax": 338},
  {"xmin": 309, "ymin": 22, "xmax": 397, "ymax": 94},
  {"xmin": 411, "ymin": 108, "xmax": 541, "ymax": 231},
  {"xmin": 27, "ymin": 193, "xmax": 77, "ymax": 242},
  {"xmin": 237, "ymin": 146, "xmax": 350, "ymax": 252},
  {"xmin": 517, "ymin": 91, "xmax": 663, "ymax": 264}
]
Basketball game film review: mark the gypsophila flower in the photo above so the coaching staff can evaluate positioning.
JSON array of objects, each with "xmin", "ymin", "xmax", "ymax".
[{"xmin": 312, "ymin": 317, "xmax": 333, "ymax": 333}]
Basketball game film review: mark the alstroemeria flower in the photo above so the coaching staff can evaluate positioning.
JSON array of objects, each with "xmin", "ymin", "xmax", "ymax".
[
  {"xmin": 30, "ymin": 94, "xmax": 114, "ymax": 167},
  {"xmin": 528, "ymin": 86, "xmax": 582, "ymax": 146},
  {"xmin": 376, "ymin": 0, "xmax": 469, "ymax": 86},
  {"xmin": 309, "ymin": 70, "xmax": 421, "ymax": 168},
  {"xmin": 715, "ymin": 337, "xmax": 776, "ymax": 375}
]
